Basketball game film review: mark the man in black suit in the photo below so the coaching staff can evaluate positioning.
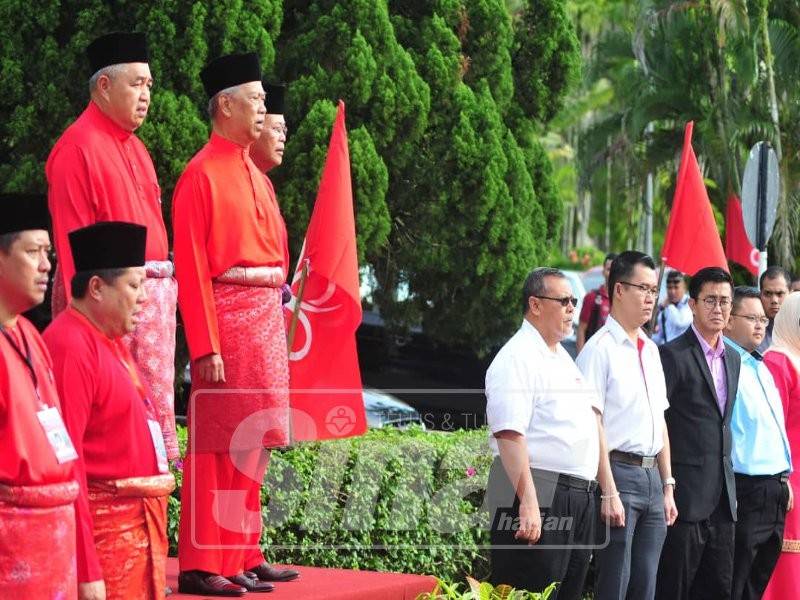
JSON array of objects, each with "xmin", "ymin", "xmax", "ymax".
[{"xmin": 655, "ymin": 267, "xmax": 741, "ymax": 600}]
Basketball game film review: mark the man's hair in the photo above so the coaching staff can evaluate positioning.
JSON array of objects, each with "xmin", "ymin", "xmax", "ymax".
[
  {"xmin": 604, "ymin": 252, "xmax": 618, "ymax": 264},
  {"xmin": 522, "ymin": 267, "xmax": 565, "ymax": 313},
  {"xmin": 607, "ymin": 251, "xmax": 656, "ymax": 305},
  {"xmin": 71, "ymin": 268, "xmax": 127, "ymax": 299},
  {"xmin": 759, "ymin": 265, "xmax": 791, "ymax": 289},
  {"xmin": 732, "ymin": 285, "xmax": 761, "ymax": 313},
  {"xmin": 88, "ymin": 64, "xmax": 126, "ymax": 94},
  {"xmin": 0, "ymin": 232, "xmax": 20, "ymax": 253},
  {"xmin": 207, "ymin": 84, "xmax": 242, "ymax": 119},
  {"xmin": 688, "ymin": 267, "xmax": 733, "ymax": 300},
  {"xmin": 666, "ymin": 270, "xmax": 684, "ymax": 284}
]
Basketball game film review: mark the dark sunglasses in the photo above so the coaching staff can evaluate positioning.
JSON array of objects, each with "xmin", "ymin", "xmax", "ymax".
[{"xmin": 533, "ymin": 295, "xmax": 578, "ymax": 308}]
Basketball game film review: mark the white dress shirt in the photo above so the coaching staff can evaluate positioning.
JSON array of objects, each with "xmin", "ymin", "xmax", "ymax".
[
  {"xmin": 576, "ymin": 315, "xmax": 669, "ymax": 456},
  {"xmin": 486, "ymin": 319, "xmax": 600, "ymax": 481}
]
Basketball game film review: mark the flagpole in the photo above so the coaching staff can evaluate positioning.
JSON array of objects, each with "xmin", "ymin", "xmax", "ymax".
[
  {"xmin": 648, "ymin": 259, "xmax": 668, "ymax": 335},
  {"xmin": 287, "ymin": 258, "xmax": 310, "ymax": 354}
]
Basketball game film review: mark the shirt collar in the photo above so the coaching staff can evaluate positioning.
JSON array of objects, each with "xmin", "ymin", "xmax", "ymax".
[
  {"xmin": 521, "ymin": 319, "xmax": 560, "ymax": 355},
  {"xmin": 209, "ymin": 131, "xmax": 251, "ymax": 158},
  {"xmin": 86, "ymin": 101, "xmax": 133, "ymax": 142},
  {"xmin": 692, "ymin": 323, "xmax": 725, "ymax": 358},
  {"xmin": 723, "ymin": 337, "xmax": 754, "ymax": 362},
  {"xmin": 604, "ymin": 314, "xmax": 641, "ymax": 347}
]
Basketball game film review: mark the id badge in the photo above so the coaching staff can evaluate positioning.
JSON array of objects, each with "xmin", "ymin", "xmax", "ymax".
[
  {"xmin": 36, "ymin": 406, "xmax": 78, "ymax": 464},
  {"xmin": 147, "ymin": 419, "xmax": 170, "ymax": 474}
]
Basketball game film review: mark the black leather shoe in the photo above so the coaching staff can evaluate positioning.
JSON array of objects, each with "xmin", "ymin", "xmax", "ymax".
[
  {"xmin": 230, "ymin": 573, "xmax": 275, "ymax": 592},
  {"xmin": 177, "ymin": 570, "xmax": 247, "ymax": 596},
  {"xmin": 246, "ymin": 562, "xmax": 300, "ymax": 582}
]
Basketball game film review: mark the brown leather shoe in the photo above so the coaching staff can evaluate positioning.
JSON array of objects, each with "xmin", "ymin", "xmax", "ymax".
[
  {"xmin": 230, "ymin": 573, "xmax": 275, "ymax": 592},
  {"xmin": 246, "ymin": 562, "xmax": 300, "ymax": 582},
  {"xmin": 177, "ymin": 570, "xmax": 247, "ymax": 596}
]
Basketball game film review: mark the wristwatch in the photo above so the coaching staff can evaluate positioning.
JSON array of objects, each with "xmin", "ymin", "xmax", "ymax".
[{"xmin": 662, "ymin": 477, "xmax": 676, "ymax": 488}]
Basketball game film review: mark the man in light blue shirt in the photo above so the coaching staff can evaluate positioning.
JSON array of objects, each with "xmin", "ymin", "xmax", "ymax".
[{"xmin": 725, "ymin": 286, "xmax": 793, "ymax": 600}]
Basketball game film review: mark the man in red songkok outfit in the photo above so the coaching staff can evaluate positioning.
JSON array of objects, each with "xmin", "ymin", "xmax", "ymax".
[
  {"xmin": 173, "ymin": 52, "xmax": 298, "ymax": 596},
  {"xmin": 45, "ymin": 31, "xmax": 178, "ymax": 461},
  {"xmin": 44, "ymin": 222, "xmax": 175, "ymax": 600},
  {"xmin": 0, "ymin": 193, "xmax": 79, "ymax": 599},
  {"xmin": 250, "ymin": 82, "xmax": 287, "ymax": 174}
]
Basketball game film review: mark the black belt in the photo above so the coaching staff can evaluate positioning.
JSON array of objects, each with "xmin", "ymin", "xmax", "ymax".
[
  {"xmin": 735, "ymin": 472, "xmax": 790, "ymax": 484},
  {"xmin": 556, "ymin": 473, "xmax": 598, "ymax": 492},
  {"xmin": 610, "ymin": 450, "xmax": 658, "ymax": 469}
]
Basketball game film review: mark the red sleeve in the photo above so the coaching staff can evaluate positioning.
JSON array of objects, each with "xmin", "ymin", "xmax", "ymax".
[
  {"xmin": 51, "ymin": 347, "xmax": 104, "ymax": 583},
  {"xmin": 579, "ymin": 291, "xmax": 596, "ymax": 324},
  {"xmin": 172, "ymin": 172, "xmax": 220, "ymax": 360},
  {"xmin": 764, "ymin": 352, "xmax": 798, "ymax": 422},
  {"xmin": 47, "ymin": 144, "xmax": 97, "ymax": 302}
]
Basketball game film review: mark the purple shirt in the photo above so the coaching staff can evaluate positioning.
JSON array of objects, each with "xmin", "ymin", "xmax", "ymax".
[{"xmin": 691, "ymin": 324, "xmax": 728, "ymax": 414}]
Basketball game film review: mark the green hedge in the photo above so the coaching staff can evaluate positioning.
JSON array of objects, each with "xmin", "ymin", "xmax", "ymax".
[{"xmin": 168, "ymin": 425, "xmax": 493, "ymax": 581}]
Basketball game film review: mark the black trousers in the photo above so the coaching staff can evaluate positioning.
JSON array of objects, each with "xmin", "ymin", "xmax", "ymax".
[
  {"xmin": 731, "ymin": 474, "xmax": 789, "ymax": 600},
  {"xmin": 487, "ymin": 459, "xmax": 597, "ymax": 600},
  {"xmin": 655, "ymin": 496, "xmax": 735, "ymax": 600}
]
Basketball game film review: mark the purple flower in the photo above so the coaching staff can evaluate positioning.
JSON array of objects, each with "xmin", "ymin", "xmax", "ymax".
[
  {"xmin": 173, "ymin": 458, "xmax": 184, "ymax": 472},
  {"xmin": 466, "ymin": 467, "xmax": 477, "ymax": 478}
]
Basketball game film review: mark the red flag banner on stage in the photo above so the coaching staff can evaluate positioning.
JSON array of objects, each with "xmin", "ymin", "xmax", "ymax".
[
  {"xmin": 661, "ymin": 121, "xmax": 728, "ymax": 274},
  {"xmin": 285, "ymin": 101, "xmax": 367, "ymax": 442},
  {"xmin": 725, "ymin": 195, "xmax": 759, "ymax": 276}
]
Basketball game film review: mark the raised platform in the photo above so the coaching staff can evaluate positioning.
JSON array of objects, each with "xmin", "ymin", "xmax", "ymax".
[{"xmin": 166, "ymin": 557, "xmax": 437, "ymax": 599}]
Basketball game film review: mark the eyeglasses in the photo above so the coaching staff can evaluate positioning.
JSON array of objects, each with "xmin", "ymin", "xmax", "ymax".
[
  {"xmin": 533, "ymin": 295, "xmax": 578, "ymax": 308},
  {"xmin": 731, "ymin": 314, "xmax": 769, "ymax": 326},
  {"xmin": 619, "ymin": 281, "xmax": 659, "ymax": 297},
  {"xmin": 700, "ymin": 296, "xmax": 732, "ymax": 309}
]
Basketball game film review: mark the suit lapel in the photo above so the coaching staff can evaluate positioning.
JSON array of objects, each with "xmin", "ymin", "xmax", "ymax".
[
  {"xmin": 722, "ymin": 343, "xmax": 737, "ymax": 423},
  {"xmin": 686, "ymin": 330, "xmax": 722, "ymax": 416}
]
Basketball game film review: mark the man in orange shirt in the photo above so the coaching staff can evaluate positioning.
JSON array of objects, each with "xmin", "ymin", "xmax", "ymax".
[
  {"xmin": 173, "ymin": 52, "xmax": 297, "ymax": 596},
  {"xmin": 46, "ymin": 31, "xmax": 178, "ymax": 462},
  {"xmin": 250, "ymin": 82, "xmax": 286, "ymax": 174},
  {"xmin": 0, "ymin": 193, "xmax": 79, "ymax": 599},
  {"xmin": 45, "ymin": 222, "xmax": 175, "ymax": 600}
]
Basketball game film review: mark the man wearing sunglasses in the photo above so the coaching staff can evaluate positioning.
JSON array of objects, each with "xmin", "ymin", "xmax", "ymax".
[
  {"xmin": 723, "ymin": 286, "xmax": 792, "ymax": 600},
  {"xmin": 655, "ymin": 267, "xmax": 741, "ymax": 600},
  {"xmin": 576, "ymin": 251, "xmax": 676, "ymax": 600},
  {"xmin": 486, "ymin": 267, "xmax": 599, "ymax": 599}
]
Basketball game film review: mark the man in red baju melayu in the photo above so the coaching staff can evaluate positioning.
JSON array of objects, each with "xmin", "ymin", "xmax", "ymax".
[
  {"xmin": 45, "ymin": 31, "xmax": 178, "ymax": 461},
  {"xmin": 0, "ymin": 193, "xmax": 79, "ymax": 599},
  {"xmin": 173, "ymin": 52, "xmax": 297, "ymax": 597},
  {"xmin": 44, "ymin": 222, "xmax": 175, "ymax": 600}
]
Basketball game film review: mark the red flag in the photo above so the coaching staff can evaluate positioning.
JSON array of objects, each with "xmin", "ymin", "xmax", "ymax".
[
  {"xmin": 725, "ymin": 195, "xmax": 759, "ymax": 276},
  {"xmin": 661, "ymin": 122, "xmax": 728, "ymax": 274},
  {"xmin": 285, "ymin": 101, "xmax": 367, "ymax": 442}
]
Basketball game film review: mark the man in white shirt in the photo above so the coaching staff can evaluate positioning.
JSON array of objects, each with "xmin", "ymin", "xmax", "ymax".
[
  {"xmin": 576, "ymin": 251, "xmax": 678, "ymax": 600},
  {"xmin": 486, "ymin": 267, "xmax": 600, "ymax": 599},
  {"xmin": 653, "ymin": 270, "xmax": 692, "ymax": 345}
]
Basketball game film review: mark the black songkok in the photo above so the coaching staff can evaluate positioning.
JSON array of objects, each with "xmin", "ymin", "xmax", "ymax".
[
  {"xmin": 87, "ymin": 32, "xmax": 149, "ymax": 75},
  {"xmin": 264, "ymin": 82, "xmax": 286, "ymax": 115},
  {"xmin": 69, "ymin": 222, "xmax": 147, "ymax": 272},
  {"xmin": 201, "ymin": 53, "xmax": 262, "ymax": 98},
  {"xmin": 0, "ymin": 193, "xmax": 50, "ymax": 235}
]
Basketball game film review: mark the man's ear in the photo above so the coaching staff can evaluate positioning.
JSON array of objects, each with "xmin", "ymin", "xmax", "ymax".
[{"xmin": 87, "ymin": 275, "xmax": 105, "ymax": 301}]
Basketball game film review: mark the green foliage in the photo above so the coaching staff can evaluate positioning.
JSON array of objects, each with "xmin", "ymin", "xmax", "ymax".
[
  {"xmin": 168, "ymin": 426, "xmax": 494, "ymax": 580},
  {"xmin": 418, "ymin": 578, "xmax": 558, "ymax": 599},
  {"xmin": 0, "ymin": 0, "xmax": 576, "ymax": 353}
]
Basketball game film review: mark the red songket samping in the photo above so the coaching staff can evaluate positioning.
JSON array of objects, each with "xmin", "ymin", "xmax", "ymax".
[
  {"xmin": 173, "ymin": 131, "xmax": 290, "ymax": 576},
  {"xmin": 0, "ymin": 316, "xmax": 78, "ymax": 599},
  {"xmin": 44, "ymin": 307, "xmax": 175, "ymax": 599},
  {"xmin": 46, "ymin": 100, "xmax": 179, "ymax": 459}
]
